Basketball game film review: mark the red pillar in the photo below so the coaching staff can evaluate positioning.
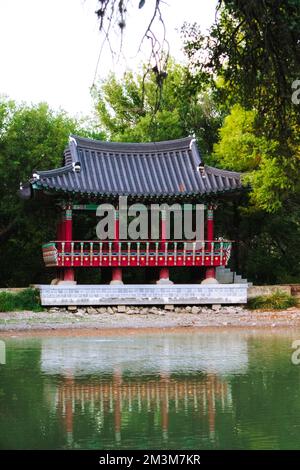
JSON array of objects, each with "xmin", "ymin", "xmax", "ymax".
[
  {"xmin": 63, "ymin": 205, "xmax": 75, "ymax": 282},
  {"xmin": 56, "ymin": 216, "xmax": 64, "ymax": 241},
  {"xmin": 207, "ymin": 206, "xmax": 214, "ymax": 242},
  {"xmin": 158, "ymin": 209, "xmax": 172, "ymax": 283},
  {"xmin": 56, "ymin": 214, "xmax": 64, "ymax": 281},
  {"xmin": 111, "ymin": 208, "xmax": 123, "ymax": 284},
  {"xmin": 64, "ymin": 206, "xmax": 72, "ymax": 244},
  {"xmin": 203, "ymin": 205, "xmax": 217, "ymax": 282}
]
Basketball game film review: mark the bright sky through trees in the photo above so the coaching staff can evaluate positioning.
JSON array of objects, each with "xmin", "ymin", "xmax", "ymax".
[{"xmin": 0, "ymin": 0, "xmax": 217, "ymax": 116}]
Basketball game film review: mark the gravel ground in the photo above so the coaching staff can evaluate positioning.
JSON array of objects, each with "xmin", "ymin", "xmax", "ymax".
[{"xmin": 1, "ymin": 305, "xmax": 300, "ymax": 332}]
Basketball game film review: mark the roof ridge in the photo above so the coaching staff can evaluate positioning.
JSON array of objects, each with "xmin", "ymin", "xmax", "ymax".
[
  {"xmin": 70, "ymin": 134, "xmax": 193, "ymax": 153},
  {"xmin": 205, "ymin": 165, "xmax": 241, "ymax": 178}
]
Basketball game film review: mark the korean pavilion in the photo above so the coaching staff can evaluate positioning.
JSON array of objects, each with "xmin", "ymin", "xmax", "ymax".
[{"xmin": 19, "ymin": 135, "xmax": 245, "ymax": 303}]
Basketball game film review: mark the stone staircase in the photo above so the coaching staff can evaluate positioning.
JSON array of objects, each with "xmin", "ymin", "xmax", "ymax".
[{"xmin": 216, "ymin": 266, "xmax": 252, "ymax": 286}]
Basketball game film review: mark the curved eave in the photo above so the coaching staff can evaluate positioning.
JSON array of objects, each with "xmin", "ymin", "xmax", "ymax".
[
  {"xmin": 22, "ymin": 135, "xmax": 245, "ymax": 201},
  {"xmin": 31, "ymin": 181, "xmax": 245, "ymax": 202},
  {"xmin": 34, "ymin": 163, "xmax": 74, "ymax": 178}
]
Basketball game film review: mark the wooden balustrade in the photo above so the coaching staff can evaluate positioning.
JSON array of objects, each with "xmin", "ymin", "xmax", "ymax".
[{"xmin": 42, "ymin": 240, "xmax": 232, "ymax": 268}]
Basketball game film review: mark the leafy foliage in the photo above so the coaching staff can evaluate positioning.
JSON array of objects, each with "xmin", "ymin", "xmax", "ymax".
[
  {"xmin": 0, "ymin": 98, "xmax": 104, "ymax": 287},
  {"xmin": 218, "ymin": 203, "xmax": 300, "ymax": 284},
  {"xmin": 0, "ymin": 288, "xmax": 42, "ymax": 312},
  {"xmin": 182, "ymin": 1, "xmax": 300, "ymax": 212},
  {"xmin": 93, "ymin": 62, "xmax": 222, "ymax": 158},
  {"xmin": 213, "ymin": 104, "xmax": 294, "ymax": 211},
  {"xmin": 248, "ymin": 290, "xmax": 297, "ymax": 310},
  {"xmin": 214, "ymin": 104, "xmax": 263, "ymax": 172},
  {"xmin": 183, "ymin": 0, "xmax": 300, "ymax": 131}
]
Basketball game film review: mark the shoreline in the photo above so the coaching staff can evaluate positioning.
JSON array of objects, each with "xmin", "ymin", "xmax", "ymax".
[{"xmin": 1, "ymin": 306, "xmax": 300, "ymax": 334}]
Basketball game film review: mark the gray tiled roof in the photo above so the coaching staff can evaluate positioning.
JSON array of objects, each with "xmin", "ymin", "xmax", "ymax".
[{"xmin": 30, "ymin": 135, "xmax": 242, "ymax": 199}]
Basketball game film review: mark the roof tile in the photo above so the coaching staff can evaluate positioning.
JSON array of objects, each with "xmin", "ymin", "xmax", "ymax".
[{"xmin": 33, "ymin": 135, "xmax": 242, "ymax": 198}]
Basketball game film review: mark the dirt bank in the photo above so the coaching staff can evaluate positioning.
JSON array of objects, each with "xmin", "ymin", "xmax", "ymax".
[{"xmin": 1, "ymin": 305, "xmax": 300, "ymax": 332}]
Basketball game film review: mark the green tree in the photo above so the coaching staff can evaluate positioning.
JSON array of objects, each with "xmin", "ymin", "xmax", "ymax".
[
  {"xmin": 182, "ymin": 1, "xmax": 300, "ymax": 212},
  {"xmin": 183, "ymin": 0, "xmax": 300, "ymax": 131},
  {"xmin": 0, "ymin": 99, "xmax": 104, "ymax": 286},
  {"xmin": 213, "ymin": 104, "xmax": 263, "ymax": 172},
  {"xmin": 93, "ymin": 61, "xmax": 221, "ymax": 158},
  {"xmin": 213, "ymin": 104, "xmax": 294, "ymax": 211},
  {"xmin": 213, "ymin": 104, "xmax": 300, "ymax": 282}
]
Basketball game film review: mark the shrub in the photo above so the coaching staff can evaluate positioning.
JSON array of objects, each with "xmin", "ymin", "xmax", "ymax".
[
  {"xmin": 248, "ymin": 290, "xmax": 298, "ymax": 310},
  {"xmin": 0, "ymin": 288, "xmax": 43, "ymax": 312}
]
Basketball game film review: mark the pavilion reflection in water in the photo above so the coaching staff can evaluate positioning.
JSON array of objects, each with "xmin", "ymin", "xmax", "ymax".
[{"xmin": 41, "ymin": 333, "xmax": 248, "ymax": 446}]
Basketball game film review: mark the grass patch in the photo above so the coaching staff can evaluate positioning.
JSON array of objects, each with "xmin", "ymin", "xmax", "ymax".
[
  {"xmin": 0, "ymin": 288, "xmax": 43, "ymax": 312},
  {"xmin": 248, "ymin": 290, "xmax": 298, "ymax": 310}
]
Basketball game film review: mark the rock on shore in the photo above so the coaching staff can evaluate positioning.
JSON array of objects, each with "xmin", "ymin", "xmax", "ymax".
[{"xmin": 1, "ymin": 305, "xmax": 300, "ymax": 331}]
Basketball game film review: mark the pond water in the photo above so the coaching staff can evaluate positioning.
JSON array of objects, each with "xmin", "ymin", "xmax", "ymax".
[{"xmin": 1, "ymin": 329, "xmax": 300, "ymax": 450}]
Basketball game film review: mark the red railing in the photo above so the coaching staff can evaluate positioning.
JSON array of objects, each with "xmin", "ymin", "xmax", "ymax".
[{"xmin": 42, "ymin": 240, "xmax": 232, "ymax": 268}]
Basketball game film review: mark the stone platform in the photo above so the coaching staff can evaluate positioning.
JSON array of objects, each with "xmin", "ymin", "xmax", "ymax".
[{"xmin": 37, "ymin": 284, "xmax": 248, "ymax": 306}]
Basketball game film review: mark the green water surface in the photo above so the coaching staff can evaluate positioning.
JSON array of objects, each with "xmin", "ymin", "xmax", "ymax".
[{"xmin": 1, "ymin": 329, "xmax": 300, "ymax": 450}]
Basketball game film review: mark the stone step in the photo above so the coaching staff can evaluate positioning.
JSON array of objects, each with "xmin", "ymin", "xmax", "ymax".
[
  {"xmin": 216, "ymin": 266, "xmax": 234, "ymax": 283},
  {"xmin": 222, "ymin": 275, "xmax": 235, "ymax": 284},
  {"xmin": 216, "ymin": 266, "xmax": 250, "ymax": 285},
  {"xmin": 234, "ymin": 274, "xmax": 248, "ymax": 284},
  {"xmin": 216, "ymin": 266, "xmax": 232, "ymax": 275}
]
